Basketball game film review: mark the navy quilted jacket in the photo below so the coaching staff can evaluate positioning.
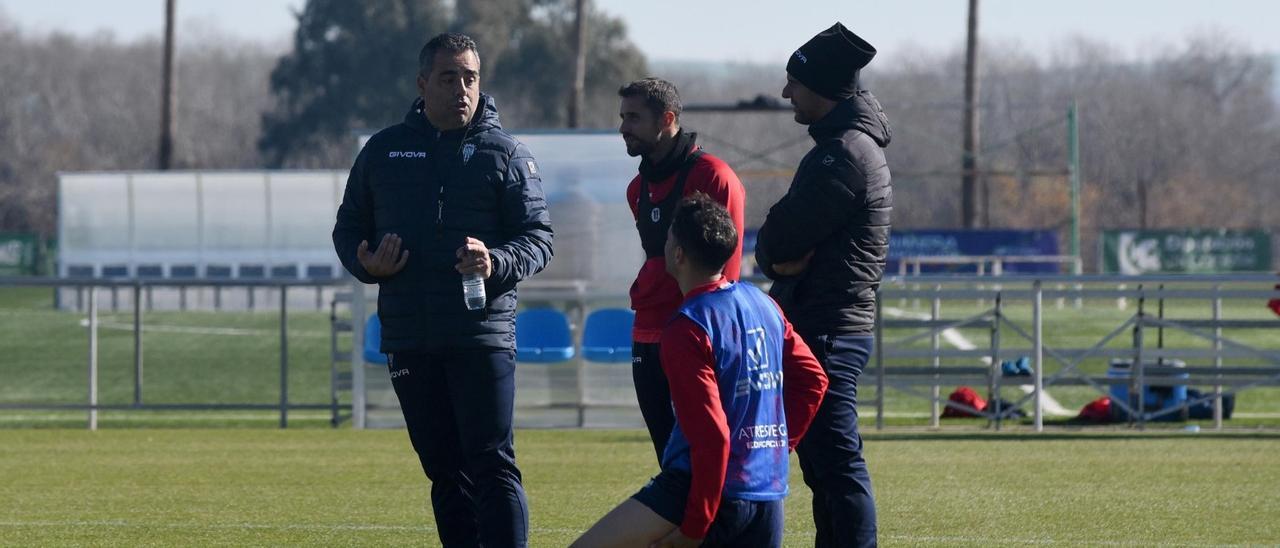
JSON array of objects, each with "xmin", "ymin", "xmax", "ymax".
[{"xmin": 333, "ymin": 94, "xmax": 553, "ymax": 352}]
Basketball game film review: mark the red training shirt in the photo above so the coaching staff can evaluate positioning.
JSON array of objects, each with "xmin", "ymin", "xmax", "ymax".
[{"xmin": 627, "ymin": 146, "xmax": 746, "ymax": 343}]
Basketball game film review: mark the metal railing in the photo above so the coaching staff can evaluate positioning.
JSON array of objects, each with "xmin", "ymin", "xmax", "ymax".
[
  {"xmin": 895, "ymin": 255, "xmax": 1083, "ymax": 277},
  {"xmin": 0, "ymin": 276, "xmax": 348, "ymax": 429},
  {"xmin": 6, "ymin": 274, "xmax": 1278, "ymax": 431},
  {"xmin": 874, "ymin": 274, "xmax": 1280, "ymax": 431}
]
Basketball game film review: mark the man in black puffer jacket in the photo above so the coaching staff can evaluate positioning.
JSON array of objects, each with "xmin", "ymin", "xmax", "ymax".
[
  {"xmin": 755, "ymin": 23, "xmax": 891, "ymax": 548},
  {"xmin": 332, "ymin": 33, "xmax": 552, "ymax": 548}
]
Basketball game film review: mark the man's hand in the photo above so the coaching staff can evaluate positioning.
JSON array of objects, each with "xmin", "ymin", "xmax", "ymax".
[
  {"xmin": 455, "ymin": 236, "xmax": 492, "ymax": 279},
  {"xmin": 772, "ymin": 249, "xmax": 815, "ymax": 276},
  {"xmin": 650, "ymin": 529, "xmax": 701, "ymax": 548},
  {"xmin": 357, "ymin": 234, "xmax": 409, "ymax": 277}
]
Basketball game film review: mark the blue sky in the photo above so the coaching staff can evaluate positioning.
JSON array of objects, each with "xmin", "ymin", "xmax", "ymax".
[{"xmin": 2, "ymin": 0, "xmax": 1277, "ymax": 63}]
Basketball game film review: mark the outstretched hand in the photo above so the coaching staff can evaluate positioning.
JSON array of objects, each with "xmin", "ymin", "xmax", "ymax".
[{"xmin": 357, "ymin": 233, "xmax": 409, "ymax": 277}]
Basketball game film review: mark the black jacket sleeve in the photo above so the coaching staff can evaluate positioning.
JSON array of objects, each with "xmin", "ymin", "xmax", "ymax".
[
  {"xmin": 489, "ymin": 143, "xmax": 554, "ymax": 286},
  {"xmin": 756, "ymin": 147, "xmax": 861, "ymax": 279},
  {"xmin": 332, "ymin": 147, "xmax": 381, "ymax": 285}
]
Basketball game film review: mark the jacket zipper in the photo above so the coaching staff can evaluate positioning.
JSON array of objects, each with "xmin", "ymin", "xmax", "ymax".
[{"xmin": 435, "ymin": 125, "xmax": 474, "ymax": 240}]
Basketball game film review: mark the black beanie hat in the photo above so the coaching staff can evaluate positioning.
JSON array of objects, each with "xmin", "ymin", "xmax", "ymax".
[{"xmin": 786, "ymin": 22, "xmax": 876, "ymax": 101}]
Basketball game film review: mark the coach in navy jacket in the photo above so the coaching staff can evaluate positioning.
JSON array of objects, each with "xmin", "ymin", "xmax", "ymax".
[
  {"xmin": 332, "ymin": 33, "xmax": 552, "ymax": 548},
  {"xmin": 333, "ymin": 82, "xmax": 552, "ymax": 353}
]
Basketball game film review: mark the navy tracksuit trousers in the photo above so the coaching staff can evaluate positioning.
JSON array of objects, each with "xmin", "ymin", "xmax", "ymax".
[{"xmin": 388, "ymin": 349, "xmax": 529, "ymax": 548}]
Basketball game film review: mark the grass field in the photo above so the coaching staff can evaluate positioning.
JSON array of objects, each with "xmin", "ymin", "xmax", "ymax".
[{"xmin": 2, "ymin": 428, "xmax": 1278, "ymax": 546}]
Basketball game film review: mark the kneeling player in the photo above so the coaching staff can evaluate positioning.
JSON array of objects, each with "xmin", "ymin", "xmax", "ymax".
[{"xmin": 572, "ymin": 194, "xmax": 828, "ymax": 547}]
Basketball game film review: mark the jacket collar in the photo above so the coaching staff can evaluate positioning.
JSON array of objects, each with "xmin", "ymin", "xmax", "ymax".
[
  {"xmin": 404, "ymin": 93, "xmax": 502, "ymax": 139},
  {"xmin": 807, "ymin": 90, "xmax": 892, "ymax": 148}
]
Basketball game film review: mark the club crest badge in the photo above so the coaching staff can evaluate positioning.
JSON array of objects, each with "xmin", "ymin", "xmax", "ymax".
[
  {"xmin": 461, "ymin": 143, "xmax": 476, "ymax": 164},
  {"xmin": 650, "ymin": 208, "xmax": 661, "ymax": 222}
]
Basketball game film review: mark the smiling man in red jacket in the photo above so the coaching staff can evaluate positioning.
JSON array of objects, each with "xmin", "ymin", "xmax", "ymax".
[
  {"xmin": 573, "ymin": 195, "xmax": 827, "ymax": 548},
  {"xmin": 618, "ymin": 78, "xmax": 747, "ymax": 464}
]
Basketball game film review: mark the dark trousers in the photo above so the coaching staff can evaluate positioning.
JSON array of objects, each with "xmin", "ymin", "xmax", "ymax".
[
  {"xmin": 632, "ymin": 341, "xmax": 675, "ymax": 464},
  {"xmin": 633, "ymin": 469, "xmax": 785, "ymax": 548},
  {"xmin": 796, "ymin": 334, "xmax": 878, "ymax": 547},
  {"xmin": 388, "ymin": 349, "xmax": 529, "ymax": 548},
  {"xmin": 704, "ymin": 499, "xmax": 785, "ymax": 547}
]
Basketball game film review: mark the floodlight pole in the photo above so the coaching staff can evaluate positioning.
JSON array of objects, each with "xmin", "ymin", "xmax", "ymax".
[
  {"xmin": 159, "ymin": 0, "xmax": 177, "ymax": 170},
  {"xmin": 961, "ymin": 0, "xmax": 980, "ymax": 228},
  {"xmin": 567, "ymin": 0, "xmax": 588, "ymax": 128}
]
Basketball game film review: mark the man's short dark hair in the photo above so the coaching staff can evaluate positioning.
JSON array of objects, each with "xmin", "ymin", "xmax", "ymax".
[
  {"xmin": 419, "ymin": 33, "xmax": 479, "ymax": 75},
  {"xmin": 670, "ymin": 193, "xmax": 737, "ymax": 273},
  {"xmin": 618, "ymin": 78, "xmax": 682, "ymax": 121}
]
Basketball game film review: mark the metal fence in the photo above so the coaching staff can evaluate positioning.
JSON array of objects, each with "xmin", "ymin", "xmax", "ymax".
[
  {"xmin": 4, "ymin": 274, "xmax": 1277, "ymax": 431},
  {"xmin": 874, "ymin": 273, "xmax": 1280, "ymax": 431},
  {"xmin": 0, "ymin": 276, "xmax": 348, "ymax": 429}
]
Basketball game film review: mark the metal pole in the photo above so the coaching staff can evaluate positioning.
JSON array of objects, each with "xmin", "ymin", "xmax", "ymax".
[
  {"xmin": 159, "ymin": 0, "xmax": 176, "ymax": 170},
  {"xmin": 912, "ymin": 259, "xmax": 921, "ymax": 309},
  {"xmin": 1067, "ymin": 101, "xmax": 1081, "ymax": 265},
  {"xmin": 567, "ymin": 0, "xmax": 588, "ymax": 128},
  {"xmin": 88, "ymin": 286, "xmax": 99, "ymax": 431},
  {"xmin": 133, "ymin": 281, "xmax": 143, "ymax": 407},
  {"xmin": 1212, "ymin": 285, "xmax": 1223, "ymax": 429},
  {"xmin": 1134, "ymin": 288, "xmax": 1146, "ymax": 430},
  {"xmin": 1073, "ymin": 256, "xmax": 1083, "ymax": 309},
  {"xmin": 1157, "ymin": 283, "xmax": 1165, "ymax": 365},
  {"xmin": 1033, "ymin": 280, "xmax": 1044, "ymax": 432},
  {"xmin": 875, "ymin": 291, "xmax": 885, "ymax": 430},
  {"xmin": 930, "ymin": 287, "xmax": 941, "ymax": 428},
  {"xmin": 329, "ymin": 299, "xmax": 339, "ymax": 428},
  {"xmin": 574, "ymin": 298, "xmax": 587, "ymax": 427},
  {"xmin": 279, "ymin": 285, "xmax": 289, "ymax": 429},
  {"xmin": 990, "ymin": 293, "xmax": 1002, "ymax": 431},
  {"xmin": 961, "ymin": 0, "xmax": 981, "ymax": 228},
  {"xmin": 351, "ymin": 281, "xmax": 367, "ymax": 429},
  {"xmin": 976, "ymin": 261, "xmax": 986, "ymax": 308}
]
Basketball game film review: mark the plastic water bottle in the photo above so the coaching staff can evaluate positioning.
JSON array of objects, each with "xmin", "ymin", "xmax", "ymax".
[{"xmin": 462, "ymin": 272, "xmax": 486, "ymax": 311}]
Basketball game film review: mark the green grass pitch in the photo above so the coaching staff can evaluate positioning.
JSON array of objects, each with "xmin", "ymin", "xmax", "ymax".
[{"xmin": 1, "ymin": 429, "xmax": 1277, "ymax": 546}]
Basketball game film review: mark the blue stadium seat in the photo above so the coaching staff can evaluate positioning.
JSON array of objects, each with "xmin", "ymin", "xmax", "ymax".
[
  {"xmin": 238, "ymin": 264, "xmax": 265, "ymax": 279},
  {"xmin": 305, "ymin": 264, "xmax": 335, "ymax": 279},
  {"xmin": 205, "ymin": 265, "xmax": 233, "ymax": 279},
  {"xmin": 136, "ymin": 264, "xmax": 163, "ymax": 278},
  {"xmin": 270, "ymin": 264, "xmax": 299, "ymax": 279},
  {"xmin": 363, "ymin": 314, "xmax": 388, "ymax": 365},
  {"xmin": 515, "ymin": 308, "xmax": 576, "ymax": 363},
  {"xmin": 169, "ymin": 264, "xmax": 198, "ymax": 278},
  {"xmin": 101, "ymin": 264, "xmax": 129, "ymax": 278},
  {"xmin": 581, "ymin": 308, "xmax": 634, "ymax": 363}
]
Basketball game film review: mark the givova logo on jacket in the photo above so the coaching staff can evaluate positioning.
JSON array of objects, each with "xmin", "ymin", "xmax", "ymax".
[{"xmin": 388, "ymin": 151, "xmax": 427, "ymax": 158}]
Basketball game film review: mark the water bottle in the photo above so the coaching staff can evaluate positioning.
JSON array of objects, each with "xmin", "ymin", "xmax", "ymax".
[{"xmin": 462, "ymin": 272, "xmax": 486, "ymax": 311}]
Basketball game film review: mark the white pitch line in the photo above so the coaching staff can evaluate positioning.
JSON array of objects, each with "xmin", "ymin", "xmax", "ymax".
[
  {"xmin": 75, "ymin": 318, "xmax": 328, "ymax": 338},
  {"xmin": 0, "ymin": 519, "xmax": 598, "ymax": 537},
  {"xmin": 883, "ymin": 307, "xmax": 1075, "ymax": 417}
]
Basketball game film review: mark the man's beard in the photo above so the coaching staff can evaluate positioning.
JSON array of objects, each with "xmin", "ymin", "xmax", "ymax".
[{"xmin": 623, "ymin": 134, "xmax": 654, "ymax": 157}]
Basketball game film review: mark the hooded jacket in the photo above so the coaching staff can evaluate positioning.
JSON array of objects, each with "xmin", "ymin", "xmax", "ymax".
[
  {"xmin": 755, "ymin": 90, "xmax": 892, "ymax": 337},
  {"xmin": 333, "ymin": 94, "xmax": 553, "ymax": 352}
]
